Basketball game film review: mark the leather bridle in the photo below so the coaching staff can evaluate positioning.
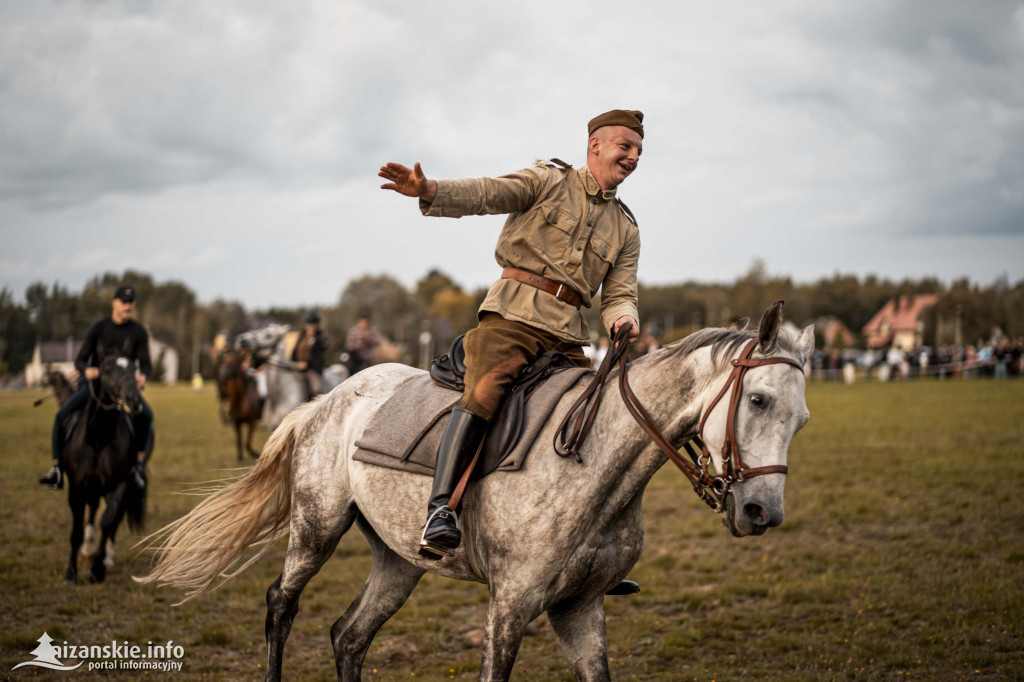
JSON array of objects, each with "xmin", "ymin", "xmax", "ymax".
[
  {"xmin": 88, "ymin": 360, "xmax": 142, "ymax": 414},
  {"xmin": 556, "ymin": 325, "xmax": 804, "ymax": 513}
]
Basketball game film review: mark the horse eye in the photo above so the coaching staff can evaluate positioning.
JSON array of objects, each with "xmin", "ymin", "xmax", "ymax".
[{"xmin": 749, "ymin": 394, "xmax": 767, "ymax": 408}]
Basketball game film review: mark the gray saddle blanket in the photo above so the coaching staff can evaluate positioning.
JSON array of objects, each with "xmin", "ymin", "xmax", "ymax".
[{"xmin": 353, "ymin": 368, "xmax": 592, "ymax": 477}]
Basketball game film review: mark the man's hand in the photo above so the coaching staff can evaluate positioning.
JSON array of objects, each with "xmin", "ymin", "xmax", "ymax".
[
  {"xmin": 295, "ymin": 361, "xmax": 308, "ymax": 371},
  {"xmin": 612, "ymin": 315, "xmax": 640, "ymax": 345},
  {"xmin": 84, "ymin": 367, "xmax": 100, "ymax": 380},
  {"xmin": 136, "ymin": 373, "xmax": 146, "ymax": 390},
  {"xmin": 379, "ymin": 162, "xmax": 438, "ymax": 203}
]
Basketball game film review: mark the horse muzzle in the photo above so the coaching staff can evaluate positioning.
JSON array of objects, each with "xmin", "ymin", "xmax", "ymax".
[{"xmin": 723, "ymin": 492, "xmax": 784, "ymax": 538}]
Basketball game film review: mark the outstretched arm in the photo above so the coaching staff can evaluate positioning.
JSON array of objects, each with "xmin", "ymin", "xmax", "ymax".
[{"xmin": 379, "ymin": 162, "xmax": 438, "ymax": 204}]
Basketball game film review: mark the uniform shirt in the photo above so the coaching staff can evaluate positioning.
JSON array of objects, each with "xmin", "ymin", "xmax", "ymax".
[
  {"xmin": 76, "ymin": 317, "xmax": 152, "ymax": 377},
  {"xmin": 420, "ymin": 161, "xmax": 640, "ymax": 345}
]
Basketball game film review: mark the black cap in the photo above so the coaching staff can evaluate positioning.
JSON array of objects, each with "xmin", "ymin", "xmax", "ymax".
[
  {"xmin": 113, "ymin": 285, "xmax": 136, "ymax": 303},
  {"xmin": 303, "ymin": 309, "xmax": 321, "ymax": 324}
]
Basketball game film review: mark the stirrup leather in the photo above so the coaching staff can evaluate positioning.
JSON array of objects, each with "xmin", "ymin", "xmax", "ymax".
[{"xmin": 418, "ymin": 505, "xmax": 459, "ymax": 558}]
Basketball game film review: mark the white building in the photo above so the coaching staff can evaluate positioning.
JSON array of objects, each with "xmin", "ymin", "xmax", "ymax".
[{"xmin": 24, "ymin": 334, "xmax": 180, "ymax": 386}]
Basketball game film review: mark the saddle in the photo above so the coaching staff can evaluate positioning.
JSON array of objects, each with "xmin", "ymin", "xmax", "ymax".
[
  {"xmin": 354, "ymin": 336, "xmax": 592, "ymax": 478},
  {"xmin": 429, "ymin": 335, "xmax": 577, "ymax": 459}
]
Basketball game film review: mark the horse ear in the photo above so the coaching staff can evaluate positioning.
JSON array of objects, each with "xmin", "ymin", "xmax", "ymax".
[
  {"xmin": 757, "ymin": 300, "xmax": 785, "ymax": 352},
  {"xmin": 729, "ymin": 317, "xmax": 749, "ymax": 331},
  {"xmin": 796, "ymin": 324, "xmax": 815, "ymax": 361}
]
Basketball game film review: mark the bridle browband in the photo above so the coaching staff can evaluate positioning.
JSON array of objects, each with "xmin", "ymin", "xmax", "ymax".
[{"xmin": 556, "ymin": 325, "xmax": 804, "ymax": 512}]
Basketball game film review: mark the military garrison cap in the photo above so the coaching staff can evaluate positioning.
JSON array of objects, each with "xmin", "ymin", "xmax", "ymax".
[{"xmin": 587, "ymin": 109, "xmax": 644, "ymax": 139}]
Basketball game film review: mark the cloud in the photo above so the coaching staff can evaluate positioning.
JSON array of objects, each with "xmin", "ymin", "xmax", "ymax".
[{"xmin": 0, "ymin": 0, "xmax": 1021, "ymax": 307}]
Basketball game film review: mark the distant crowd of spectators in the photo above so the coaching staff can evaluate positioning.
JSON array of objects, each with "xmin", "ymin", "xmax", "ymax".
[{"xmin": 812, "ymin": 337, "xmax": 1024, "ymax": 381}]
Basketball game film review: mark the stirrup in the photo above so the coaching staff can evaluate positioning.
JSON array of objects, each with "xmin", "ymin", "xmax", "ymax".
[
  {"xmin": 606, "ymin": 579, "xmax": 641, "ymax": 596},
  {"xmin": 130, "ymin": 464, "xmax": 146, "ymax": 491},
  {"xmin": 418, "ymin": 506, "xmax": 459, "ymax": 559}
]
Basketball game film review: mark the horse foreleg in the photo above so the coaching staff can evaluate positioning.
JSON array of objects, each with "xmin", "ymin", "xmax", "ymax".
[
  {"xmin": 234, "ymin": 421, "xmax": 244, "ymax": 462},
  {"xmin": 80, "ymin": 518, "xmax": 96, "ymax": 562},
  {"xmin": 547, "ymin": 595, "xmax": 611, "ymax": 682},
  {"xmin": 66, "ymin": 492, "xmax": 86, "ymax": 582},
  {"xmin": 91, "ymin": 483, "xmax": 128, "ymax": 583},
  {"xmin": 246, "ymin": 421, "xmax": 260, "ymax": 459},
  {"xmin": 265, "ymin": 503, "xmax": 358, "ymax": 682},
  {"xmin": 330, "ymin": 516, "xmax": 425, "ymax": 681},
  {"xmin": 480, "ymin": 588, "xmax": 545, "ymax": 682},
  {"xmin": 104, "ymin": 538, "xmax": 115, "ymax": 569}
]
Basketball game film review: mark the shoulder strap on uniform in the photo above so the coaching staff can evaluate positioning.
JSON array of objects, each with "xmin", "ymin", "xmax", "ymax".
[
  {"xmin": 616, "ymin": 197, "xmax": 638, "ymax": 225},
  {"xmin": 536, "ymin": 158, "xmax": 573, "ymax": 171}
]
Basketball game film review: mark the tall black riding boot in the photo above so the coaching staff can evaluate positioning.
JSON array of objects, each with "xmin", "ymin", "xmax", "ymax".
[{"xmin": 419, "ymin": 407, "xmax": 487, "ymax": 559}]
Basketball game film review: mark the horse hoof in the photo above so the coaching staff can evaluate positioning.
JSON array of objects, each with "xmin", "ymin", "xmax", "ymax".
[{"xmin": 64, "ymin": 571, "xmax": 77, "ymax": 583}]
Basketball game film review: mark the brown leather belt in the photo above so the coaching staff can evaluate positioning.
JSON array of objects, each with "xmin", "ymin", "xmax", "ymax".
[{"xmin": 501, "ymin": 267, "xmax": 583, "ymax": 308}]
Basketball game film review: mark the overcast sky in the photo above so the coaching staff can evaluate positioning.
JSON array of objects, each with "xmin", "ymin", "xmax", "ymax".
[{"xmin": 1, "ymin": 0, "xmax": 1022, "ymax": 309}]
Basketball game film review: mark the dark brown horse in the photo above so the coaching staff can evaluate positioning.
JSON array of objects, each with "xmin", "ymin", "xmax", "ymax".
[
  {"xmin": 63, "ymin": 356, "xmax": 146, "ymax": 583},
  {"xmin": 48, "ymin": 370, "xmax": 75, "ymax": 406},
  {"xmin": 32, "ymin": 369, "xmax": 75, "ymax": 408},
  {"xmin": 217, "ymin": 350, "xmax": 262, "ymax": 461}
]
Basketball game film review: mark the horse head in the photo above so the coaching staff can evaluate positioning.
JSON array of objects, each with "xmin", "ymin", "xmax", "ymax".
[
  {"xmin": 98, "ymin": 356, "xmax": 142, "ymax": 415},
  {"xmin": 236, "ymin": 324, "xmax": 290, "ymax": 363},
  {"xmin": 698, "ymin": 301, "xmax": 814, "ymax": 537}
]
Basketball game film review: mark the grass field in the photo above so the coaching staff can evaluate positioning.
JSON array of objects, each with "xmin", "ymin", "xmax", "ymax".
[{"xmin": 1, "ymin": 377, "xmax": 1022, "ymax": 681}]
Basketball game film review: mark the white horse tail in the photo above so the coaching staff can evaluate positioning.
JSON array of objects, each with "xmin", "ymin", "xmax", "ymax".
[{"xmin": 135, "ymin": 400, "xmax": 319, "ymax": 603}]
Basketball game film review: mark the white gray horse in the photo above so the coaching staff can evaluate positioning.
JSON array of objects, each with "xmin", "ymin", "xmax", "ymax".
[
  {"xmin": 235, "ymin": 323, "xmax": 348, "ymax": 432},
  {"xmin": 138, "ymin": 303, "xmax": 812, "ymax": 681}
]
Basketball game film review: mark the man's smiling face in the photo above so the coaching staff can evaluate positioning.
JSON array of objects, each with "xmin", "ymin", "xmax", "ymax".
[{"xmin": 588, "ymin": 125, "xmax": 643, "ymax": 191}]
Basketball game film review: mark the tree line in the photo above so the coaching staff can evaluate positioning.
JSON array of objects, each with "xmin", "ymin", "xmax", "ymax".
[{"xmin": 1, "ymin": 262, "xmax": 1021, "ymax": 380}]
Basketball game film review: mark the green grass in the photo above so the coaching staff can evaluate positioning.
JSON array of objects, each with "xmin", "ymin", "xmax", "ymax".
[{"xmin": 1, "ymin": 379, "xmax": 1022, "ymax": 680}]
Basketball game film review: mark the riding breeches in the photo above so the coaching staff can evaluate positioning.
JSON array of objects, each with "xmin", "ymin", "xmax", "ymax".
[
  {"xmin": 459, "ymin": 313, "xmax": 590, "ymax": 421},
  {"xmin": 133, "ymin": 396, "xmax": 153, "ymax": 458},
  {"xmin": 301, "ymin": 370, "xmax": 321, "ymax": 400},
  {"xmin": 51, "ymin": 380, "xmax": 91, "ymax": 460}
]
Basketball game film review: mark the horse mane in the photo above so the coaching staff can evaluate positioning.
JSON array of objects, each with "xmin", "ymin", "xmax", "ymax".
[{"xmin": 647, "ymin": 322, "xmax": 808, "ymax": 370}]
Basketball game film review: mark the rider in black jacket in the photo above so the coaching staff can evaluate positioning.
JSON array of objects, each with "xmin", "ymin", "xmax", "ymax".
[{"xmin": 39, "ymin": 285, "xmax": 154, "ymax": 490}]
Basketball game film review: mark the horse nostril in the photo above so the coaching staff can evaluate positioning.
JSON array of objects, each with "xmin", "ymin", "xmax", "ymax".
[{"xmin": 744, "ymin": 502, "xmax": 768, "ymax": 527}]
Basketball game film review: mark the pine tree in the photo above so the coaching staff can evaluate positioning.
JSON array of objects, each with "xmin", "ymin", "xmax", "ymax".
[{"xmin": 28, "ymin": 632, "xmax": 62, "ymax": 665}]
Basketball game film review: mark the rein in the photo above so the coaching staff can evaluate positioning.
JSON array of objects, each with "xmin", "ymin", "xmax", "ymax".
[
  {"xmin": 263, "ymin": 359, "xmax": 302, "ymax": 373},
  {"xmin": 88, "ymin": 369, "xmax": 141, "ymax": 414},
  {"xmin": 555, "ymin": 325, "xmax": 803, "ymax": 512}
]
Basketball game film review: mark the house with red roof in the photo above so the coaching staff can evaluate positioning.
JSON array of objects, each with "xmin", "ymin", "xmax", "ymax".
[{"xmin": 862, "ymin": 294, "xmax": 939, "ymax": 350}]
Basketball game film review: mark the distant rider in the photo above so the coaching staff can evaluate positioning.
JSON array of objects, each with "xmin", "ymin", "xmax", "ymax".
[
  {"xmin": 291, "ymin": 310, "xmax": 328, "ymax": 400},
  {"xmin": 344, "ymin": 311, "xmax": 381, "ymax": 375},
  {"xmin": 39, "ymin": 285, "xmax": 153, "ymax": 490}
]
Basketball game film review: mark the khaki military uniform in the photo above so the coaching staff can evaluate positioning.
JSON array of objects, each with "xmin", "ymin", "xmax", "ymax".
[{"xmin": 421, "ymin": 160, "xmax": 641, "ymax": 420}]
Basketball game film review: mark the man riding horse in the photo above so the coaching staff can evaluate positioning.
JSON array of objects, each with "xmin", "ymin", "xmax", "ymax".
[
  {"xmin": 380, "ymin": 109, "xmax": 644, "ymax": 559},
  {"xmin": 39, "ymin": 284, "xmax": 153, "ymax": 491}
]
